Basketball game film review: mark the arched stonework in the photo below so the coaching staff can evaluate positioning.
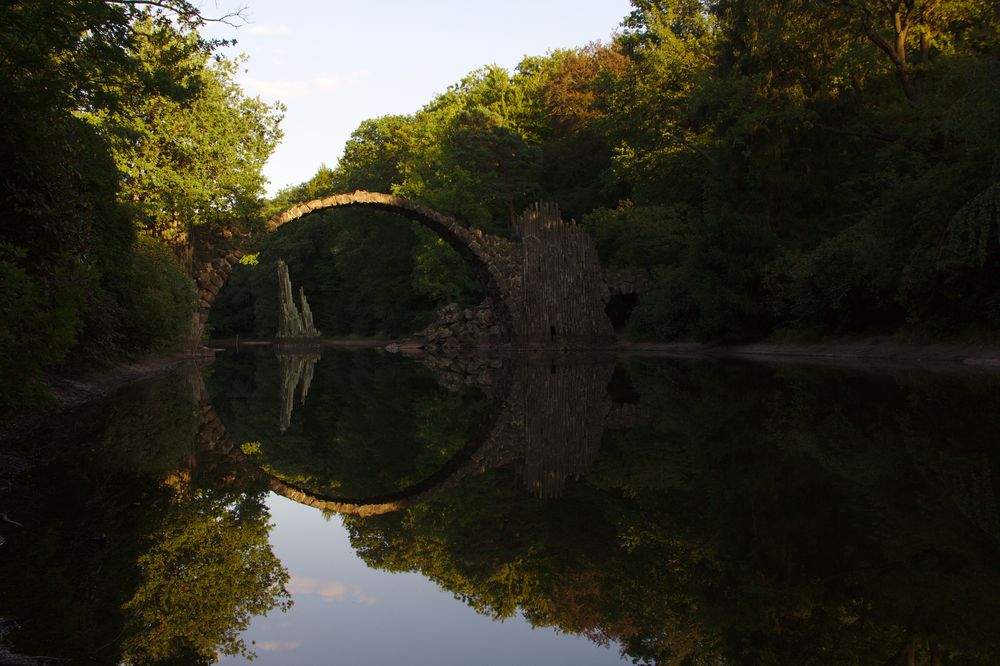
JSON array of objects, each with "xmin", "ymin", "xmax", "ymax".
[
  {"xmin": 190, "ymin": 191, "xmax": 520, "ymax": 348},
  {"xmin": 190, "ymin": 191, "xmax": 615, "ymax": 349}
]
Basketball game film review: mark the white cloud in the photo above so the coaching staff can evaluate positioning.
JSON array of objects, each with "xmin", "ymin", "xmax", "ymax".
[
  {"xmin": 245, "ymin": 23, "xmax": 292, "ymax": 36},
  {"xmin": 288, "ymin": 575, "xmax": 377, "ymax": 605},
  {"xmin": 256, "ymin": 640, "xmax": 303, "ymax": 652},
  {"xmin": 243, "ymin": 69, "xmax": 369, "ymax": 100}
]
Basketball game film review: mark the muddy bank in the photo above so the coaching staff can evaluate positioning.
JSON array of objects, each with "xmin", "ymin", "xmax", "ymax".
[
  {"xmin": 616, "ymin": 338, "xmax": 1000, "ymax": 370},
  {"xmin": 0, "ymin": 354, "xmax": 203, "ymax": 443}
]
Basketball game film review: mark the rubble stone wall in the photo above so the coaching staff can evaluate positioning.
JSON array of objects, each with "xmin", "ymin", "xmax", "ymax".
[{"xmin": 188, "ymin": 191, "xmax": 637, "ymax": 350}]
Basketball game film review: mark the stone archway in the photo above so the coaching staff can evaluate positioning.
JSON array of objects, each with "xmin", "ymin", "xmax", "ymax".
[
  {"xmin": 190, "ymin": 192, "xmax": 616, "ymax": 350},
  {"xmin": 190, "ymin": 191, "xmax": 520, "ymax": 348}
]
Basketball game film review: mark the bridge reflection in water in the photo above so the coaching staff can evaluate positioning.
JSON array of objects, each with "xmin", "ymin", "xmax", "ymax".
[
  {"xmin": 6, "ymin": 349, "xmax": 1000, "ymax": 664},
  {"xmin": 194, "ymin": 348, "xmax": 1000, "ymax": 665},
  {"xmin": 196, "ymin": 349, "xmax": 635, "ymax": 515}
]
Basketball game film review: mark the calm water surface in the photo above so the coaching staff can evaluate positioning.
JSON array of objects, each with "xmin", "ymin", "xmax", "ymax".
[{"xmin": 2, "ymin": 348, "xmax": 999, "ymax": 664}]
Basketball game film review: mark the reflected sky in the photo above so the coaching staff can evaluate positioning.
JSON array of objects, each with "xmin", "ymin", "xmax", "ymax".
[{"xmin": 218, "ymin": 493, "xmax": 629, "ymax": 665}]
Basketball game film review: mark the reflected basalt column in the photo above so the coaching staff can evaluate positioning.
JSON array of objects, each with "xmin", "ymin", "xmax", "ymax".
[
  {"xmin": 415, "ymin": 353, "xmax": 615, "ymax": 498},
  {"xmin": 515, "ymin": 357, "xmax": 614, "ymax": 498},
  {"xmin": 277, "ymin": 352, "xmax": 320, "ymax": 432}
]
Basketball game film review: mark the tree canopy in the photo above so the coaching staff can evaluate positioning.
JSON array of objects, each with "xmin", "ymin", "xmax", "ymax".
[
  {"xmin": 215, "ymin": 0, "xmax": 998, "ymax": 343},
  {"xmin": 0, "ymin": 0, "xmax": 282, "ymax": 408}
]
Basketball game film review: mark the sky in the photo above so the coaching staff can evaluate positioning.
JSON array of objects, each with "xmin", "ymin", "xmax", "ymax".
[{"xmin": 199, "ymin": 0, "xmax": 634, "ymax": 195}]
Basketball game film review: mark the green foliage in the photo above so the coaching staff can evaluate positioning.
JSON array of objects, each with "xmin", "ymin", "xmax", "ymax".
[
  {"xmin": 116, "ymin": 236, "xmax": 197, "ymax": 351},
  {"xmin": 584, "ymin": 203, "xmax": 696, "ymax": 268},
  {"xmin": 583, "ymin": 0, "xmax": 1000, "ymax": 340},
  {"xmin": 338, "ymin": 116, "xmax": 413, "ymax": 191},
  {"xmin": 395, "ymin": 101, "xmax": 542, "ymax": 231},
  {"xmin": 768, "ymin": 223, "xmax": 902, "ymax": 334},
  {"xmin": 0, "ymin": 102, "xmax": 114, "ymax": 403},
  {"xmin": 412, "ymin": 234, "xmax": 484, "ymax": 305},
  {"xmin": 899, "ymin": 182, "xmax": 1000, "ymax": 335},
  {"xmin": 0, "ymin": 242, "xmax": 93, "ymax": 406},
  {"xmin": 121, "ymin": 487, "xmax": 291, "ymax": 664},
  {"xmin": 83, "ymin": 20, "xmax": 284, "ymax": 242},
  {"xmin": 0, "ymin": 1, "xmax": 281, "ymax": 409}
]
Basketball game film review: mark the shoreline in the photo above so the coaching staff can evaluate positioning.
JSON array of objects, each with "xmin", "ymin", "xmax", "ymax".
[
  {"xmin": 614, "ymin": 339, "xmax": 1000, "ymax": 369},
  {"xmin": 0, "ymin": 354, "xmax": 202, "ymax": 444},
  {"xmin": 5, "ymin": 337, "xmax": 1000, "ymax": 442}
]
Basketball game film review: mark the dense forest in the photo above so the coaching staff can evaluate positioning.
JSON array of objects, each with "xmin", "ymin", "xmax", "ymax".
[
  {"xmin": 0, "ymin": 0, "xmax": 282, "ymax": 408},
  {"xmin": 213, "ymin": 1, "xmax": 1000, "ymax": 345},
  {"xmin": 3, "ymin": 1, "xmax": 1000, "ymax": 408}
]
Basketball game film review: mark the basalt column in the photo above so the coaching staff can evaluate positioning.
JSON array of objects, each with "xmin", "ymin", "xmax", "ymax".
[
  {"xmin": 276, "ymin": 259, "xmax": 320, "ymax": 341},
  {"xmin": 515, "ymin": 203, "xmax": 614, "ymax": 347}
]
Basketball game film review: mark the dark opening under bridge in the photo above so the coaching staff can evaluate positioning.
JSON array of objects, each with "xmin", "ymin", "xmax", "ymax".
[{"xmin": 190, "ymin": 191, "xmax": 633, "ymax": 349}]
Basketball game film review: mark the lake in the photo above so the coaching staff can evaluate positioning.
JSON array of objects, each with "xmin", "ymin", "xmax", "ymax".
[{"xmin": 2, "ymin": 348, "xmax": 999, "ymax": 664}]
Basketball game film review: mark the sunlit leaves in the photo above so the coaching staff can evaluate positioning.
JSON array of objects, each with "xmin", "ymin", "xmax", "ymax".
[{"xmin": 121, "ymin": 487, "xmax": 291, "ymax": 663}]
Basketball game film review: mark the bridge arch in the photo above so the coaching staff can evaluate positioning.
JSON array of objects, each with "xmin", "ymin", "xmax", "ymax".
[
  {"xmin": 192, "ymin": 355, "xmax": 619, "ymax": 517},
  {"xmin": 191, "ymin": 191, "xmax": 520, "ymax": 346},
  {"xmin": 192, "ymin": 356, "xmax": 518, "ymax": 517}
]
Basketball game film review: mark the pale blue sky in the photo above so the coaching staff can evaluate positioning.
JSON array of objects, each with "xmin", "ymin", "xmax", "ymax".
[
  {"xmin": 219, "ymin": 494, "xmax": 630, "ymax": 665},
  {"xmin": 200, "ymin": 1, "xmax": 634, "ymax": 195}
]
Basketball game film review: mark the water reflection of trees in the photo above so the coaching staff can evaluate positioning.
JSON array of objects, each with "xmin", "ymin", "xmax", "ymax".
[
  {"xmin": 210, "ymin": 349, "xmax": 496, "ymax": 500},
  {"xmin": 0, "ymin": 369, "xmax": 290, "ymax": 664},
  {"xmin": 16, "ymin": 352, "xmax": 993, "ymax": 664},
  {"xmin": 120, "ymin": 483, "xmax": 290, "ymax": 663},
  {"xmin": 343, "ymin": 359, "xmax": 1000, "ymax": 665},
  {"xmin": 216, "ymin": 350, "xmax": 622, "ymax": 510}
]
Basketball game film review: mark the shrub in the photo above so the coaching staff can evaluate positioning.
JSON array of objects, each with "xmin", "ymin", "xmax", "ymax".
[{"xmin": 116, "ymin": 236, "xmax": 196, "ymax": 351}]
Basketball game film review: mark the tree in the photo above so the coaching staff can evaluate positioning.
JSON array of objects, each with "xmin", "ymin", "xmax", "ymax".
[
  {"xmin": 0, "ymin": 1, "xmax": 282, "ymax": 406},
  {"xmin": 394, "ymin": 66, "xmax": 542, "ymax": 229},
  {"xmin": 121, "ymin": 486, "xmax": 291, "ymax": 663},
  {"xmin": 83, "ymin": 19, "xmax": 284, "ymax": 243},
  {"xmin": 337, "ymin": 115, "xmax": 413, "ymax": 192}
]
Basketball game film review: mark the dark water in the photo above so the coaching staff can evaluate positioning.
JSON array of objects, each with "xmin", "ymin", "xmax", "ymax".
[{"xmin": 2, "ymin": 348, "xmax": 1000, "ymax": 665}]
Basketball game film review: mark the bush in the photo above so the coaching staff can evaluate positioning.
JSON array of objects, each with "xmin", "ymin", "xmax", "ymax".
[
  {"xmin": 899, "ymin": 183, "xmax": 1000, "ymax": 336},
  {"xmin": 583, "ymin": 203, "xmax": 696, "ymax": 269},
  {"xmin": 0, "ymin": 242, "xmax": 94, "ymax": 407},
  {"xmin": 116, "ymin": 236, "xmax": 196, "ymax": 351},
  {"xmin": 767, "ymin": 223, "xmax": 901, "ymax": 334}
]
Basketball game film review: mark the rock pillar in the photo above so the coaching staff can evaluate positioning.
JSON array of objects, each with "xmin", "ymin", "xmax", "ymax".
[{"xmin": 276, "ymin": 260, "xmax": 320, "ymax": 340}]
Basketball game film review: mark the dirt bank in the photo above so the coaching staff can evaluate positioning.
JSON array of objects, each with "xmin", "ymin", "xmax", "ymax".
[
  {"xmin": 616, "ymin": 338, "xmax": 1000, "ymax": 370},
  {"xmin": 0, "ymin": 354, "xmax": 204, "ymax": 443}
]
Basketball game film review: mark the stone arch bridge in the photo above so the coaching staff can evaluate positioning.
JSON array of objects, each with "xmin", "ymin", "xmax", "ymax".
[{"xmin": 190, "ymin": 191, "xmax": 636, "ymax": 349}]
